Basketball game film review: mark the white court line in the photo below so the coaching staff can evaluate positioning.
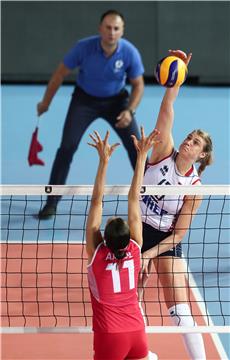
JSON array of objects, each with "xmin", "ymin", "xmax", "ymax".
[
  {"xmin": 182, "ymin": 257, "xmax": 229, "ymax": 360},
  {"xmin": 1, "ymin": 326, "xmax": 230, "ymax": 334}
]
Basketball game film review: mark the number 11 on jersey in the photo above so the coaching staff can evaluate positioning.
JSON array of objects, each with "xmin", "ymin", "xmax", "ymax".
[{"xmin": 106, "ymin": 259, "xmax": 135, "ymax": 293}]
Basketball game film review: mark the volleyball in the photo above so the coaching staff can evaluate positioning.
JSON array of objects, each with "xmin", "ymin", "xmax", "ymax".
[{"xmin": 155, "ymin": 56, "xmax": 188, "ymax": 87}]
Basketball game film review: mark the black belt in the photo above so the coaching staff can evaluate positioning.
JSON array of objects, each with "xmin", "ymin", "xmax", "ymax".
[{"xmin": 74, "ymin": 85, "xmax": 128, "ymax": 101}]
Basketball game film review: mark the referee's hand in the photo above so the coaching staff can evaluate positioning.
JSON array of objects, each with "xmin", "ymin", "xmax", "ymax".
[
  {"xmin": 116, "ymin": 109, "xmax": 132, "ymax": 128},
  {"xmin": 37, "ymin": 101, "xmax": 49, "ymax": 116}
]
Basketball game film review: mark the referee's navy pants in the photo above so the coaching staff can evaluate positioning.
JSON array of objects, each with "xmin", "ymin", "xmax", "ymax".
[{"xmin": 46, "ymin": 86, "xmax": 140, "ymax": 206}]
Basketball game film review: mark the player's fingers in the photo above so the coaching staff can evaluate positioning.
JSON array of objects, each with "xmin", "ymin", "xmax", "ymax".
[
  {"xmin": 186, "ymin": 52, "xmax": 193, "ymax": 66},
  {"xmin": 131, "ymin": 134, "xmax": 137, "ymax": 142},
  {"xmin": 140, "ymin": 125, "xmax": 145, "ymax": 139},
  {"xmin": 111, "ymin": 143, "xmax": 120, "ymax": 149},
  {"xmin": 152, "ymin": 128, "xmax": 160, "ymax": 135},
  {"xmin": 104, "ymin": 130, "xmax": 110, "ymax": 145},
  {"xmin": 149, "ymin": 129, "xmax": 160, "ymax": 143},
  {"xmin": 87, "ymin": 142, "xmax": 97, "ymax": 148},
  {"xmin": 110, "ymin": 143, "xmax": 120, "ymax": 153},
  {"xmin": 168, "ymin": 49, "xmax": 187, "ymax": 63},
  {"xmin": 94, "ymin": 131, "xmax": 102, "ymax": 142},
  {"xmin": 89, "ymin": 133, "xmax": 98, "ymax": 143},
  {"xmin": 131, "ymin": 135, "xmax": 139, "ymax": 149}
]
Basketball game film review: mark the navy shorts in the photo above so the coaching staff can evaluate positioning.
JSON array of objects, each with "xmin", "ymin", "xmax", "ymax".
[{"xmin": 142, "ymin": 222, "xmax": 182, "ymax": 257}]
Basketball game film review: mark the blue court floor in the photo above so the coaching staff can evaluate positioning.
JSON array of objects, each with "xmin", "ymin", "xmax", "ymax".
[{"xmin": 1, "ymin": 85, "xmax": 230, "ymax": 185}]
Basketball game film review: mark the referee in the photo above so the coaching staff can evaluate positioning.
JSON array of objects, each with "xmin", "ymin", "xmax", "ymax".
[{"xmin": 37, "ymin": 9, "xmax": 144, "ymax": 219}]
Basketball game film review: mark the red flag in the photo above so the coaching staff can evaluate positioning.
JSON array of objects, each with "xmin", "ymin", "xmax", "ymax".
[{"xmin": 28, "ymin": 127, "xmax": 45, "ymax": 166}]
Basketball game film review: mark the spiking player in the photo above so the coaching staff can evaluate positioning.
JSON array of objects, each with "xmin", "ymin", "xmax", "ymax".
[
  {"xmin": 86, "ymin": 128, "xmax": 159, "ymax": 360},
  {"xmin": 139, "ymin": 50, "xmax": 213, "ymax": 360}
]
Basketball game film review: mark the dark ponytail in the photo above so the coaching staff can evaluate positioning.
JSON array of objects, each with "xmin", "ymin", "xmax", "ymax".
[
  {"xmin": 104, "ymin": 217, "xmax": 130, "ymax": 263},
  {"xmin": 113, "ymin": 249, "xmax": 127, "ymax": 260}
]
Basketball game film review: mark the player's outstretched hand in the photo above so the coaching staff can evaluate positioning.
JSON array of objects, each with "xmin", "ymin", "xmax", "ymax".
[
  {"xmin": 88, "ymin": 130, "xmax": 120, "ymax": 162},
  {"xmin": 131, "ymin": 127, "xmax": 161, "ymax": 156},
  {"xmin": 168, "ymin": 49, "xmax": 192, "ymax": 66}
]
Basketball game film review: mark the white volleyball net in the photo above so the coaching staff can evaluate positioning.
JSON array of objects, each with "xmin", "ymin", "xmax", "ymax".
[{"xmin": 1, "ymin": 185, "xmax": 230, "ymax": 334}]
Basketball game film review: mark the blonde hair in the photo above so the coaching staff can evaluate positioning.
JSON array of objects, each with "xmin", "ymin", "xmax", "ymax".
[{"xmin": 192, "ymin": 129, "xmax": 213, "ymax": 176}]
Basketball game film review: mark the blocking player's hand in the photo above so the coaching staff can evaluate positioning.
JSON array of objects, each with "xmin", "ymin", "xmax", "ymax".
[
  {"xmin": 131, "ymin": 126, "xmax": 161, "ymax": 155},
  {"xmin": 88, "ymin": 130, "xmax": 120, "ymax": 162}
]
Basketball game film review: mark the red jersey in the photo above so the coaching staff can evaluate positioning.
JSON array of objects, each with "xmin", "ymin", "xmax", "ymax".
[{"xmin": 87, "ymin": 239, "xmax": 145, "ymax": 333}]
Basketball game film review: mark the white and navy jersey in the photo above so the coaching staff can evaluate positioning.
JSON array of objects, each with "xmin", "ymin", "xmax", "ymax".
[{"xmin": 140, "ymin": 150, "xmax": 201, "ymax": 232}]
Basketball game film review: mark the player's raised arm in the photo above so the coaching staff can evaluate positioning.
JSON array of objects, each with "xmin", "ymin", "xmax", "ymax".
[
  {"xmin": 128, "ymin": 127, "xmax": 160, "ymax": 247},
  {"xmin": 149, "ymin": 50, "xmax": 192, "ymax": 164},
  {"xmin": 86, "ymin": 131, "xmax": 120, "ymax": 261}
]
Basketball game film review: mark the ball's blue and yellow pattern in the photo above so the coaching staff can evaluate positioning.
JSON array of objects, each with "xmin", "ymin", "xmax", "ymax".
[{"xmin": 155, "ymin": 56, "xmax": 188, "ymax": 87}]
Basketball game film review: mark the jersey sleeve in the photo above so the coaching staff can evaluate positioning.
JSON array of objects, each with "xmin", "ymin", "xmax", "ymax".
[
  {"xmin": 126, "ymin": 46, "xmax": 145, "ymax": 79},
  {"xmin": 63, "ymin": 40, "xmax": 84, "ymax": 70}
]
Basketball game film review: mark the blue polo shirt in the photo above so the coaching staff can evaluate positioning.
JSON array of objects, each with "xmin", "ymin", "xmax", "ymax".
[{"xmin": 63, "ymin": 35, "xmax": 144, "ymax": 97}]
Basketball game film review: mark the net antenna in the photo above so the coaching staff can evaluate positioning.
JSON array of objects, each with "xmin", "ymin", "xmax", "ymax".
[{"xmin": 1, "ymin": 185, "xmax": 230, "ymax": 338}]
